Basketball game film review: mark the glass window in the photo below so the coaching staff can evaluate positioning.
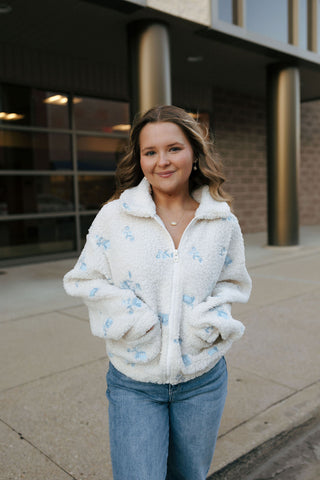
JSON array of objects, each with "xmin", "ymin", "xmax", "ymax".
[
  {"xmin": 0, "ymin": 216, "xmax": 76, "ymax": 260},
  {"xmin": 78, "ymin": 175, "xmax": 115, "ymax": 210},
  {"xmin": 318, "ymin": 0, "xmax": 320, "ymax": 53},
  {"xmin": 246, "ymin": 0, "xmax": 288, "ymax": 43},
  {"xmin": 77, "ymin": 135, "xmax": 127, "ymax": 171},
  {"xmin": 299, "ymin": 0, "xmax": 308, "ymax": 49},
  {"xmin": 0, "ymin": 85, "xmax": 70, "ymax": 129},
  {"xmin": 80, "ymin": 214, "xmax": 96, "ymax": 245},
  {"xmin": 0, "ymin": 175, "xmax": 74, "ymax": 215},
  {"xmin": 0, "ymin": 131, "xmax": 72, "ymax": 170},
  {"xmin": 218, "ymin": 0, "xmax": 233, "ymax": 23},
  {"xmin": 74, "ymin": 96, "xmax": 130, "ymax": 133}
]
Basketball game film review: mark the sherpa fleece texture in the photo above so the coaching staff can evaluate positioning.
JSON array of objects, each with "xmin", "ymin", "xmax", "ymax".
[{"xmin": 64, "ymin": 177, "xmax": 252, "ymax": 384}]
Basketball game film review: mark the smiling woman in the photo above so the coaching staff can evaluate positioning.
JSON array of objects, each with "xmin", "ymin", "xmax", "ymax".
[
  {"xmin": 64, "ymin": 105, "xmax": 252, "ymax": 480},
  {"xmin": 110, "ymin": 105, "xmax": 230, "ymax": 204},
  {"xmin": 139, "ymin": 121, "xmax": 198, "ymax": 246},
  {"xmin": 140, "ymin": 122, "xmax": 194, "ymax": 194}
]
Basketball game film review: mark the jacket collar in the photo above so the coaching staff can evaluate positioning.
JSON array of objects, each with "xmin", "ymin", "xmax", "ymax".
[{"xmin": 120, "ymin": 177, "xmax": 231, "ymax": 220}]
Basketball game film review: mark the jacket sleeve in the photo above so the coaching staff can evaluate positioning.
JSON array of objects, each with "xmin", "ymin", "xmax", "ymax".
[
  {"xmin": 63, "ymin": 231, "xmax": 159, "ymax": 341},
  {"xmin": 190, "ymin": 217, "xmax": 252, "ymax": 343}
]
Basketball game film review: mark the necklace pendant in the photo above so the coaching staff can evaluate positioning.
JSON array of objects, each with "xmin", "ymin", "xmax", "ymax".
[{"xmin": 170, "ymin": 221, "xmax": 177, "ymax": 226}]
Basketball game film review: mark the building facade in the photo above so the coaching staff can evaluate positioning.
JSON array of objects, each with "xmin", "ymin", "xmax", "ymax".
[{"xmin": 0, "ymin": 0, "xmax": 320, "ymax": 265}]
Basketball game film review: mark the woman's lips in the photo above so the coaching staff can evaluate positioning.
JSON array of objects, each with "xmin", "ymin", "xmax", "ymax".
[{"xmin": 157, "ymin": 171, "xmax": 175, "ymax": 178}]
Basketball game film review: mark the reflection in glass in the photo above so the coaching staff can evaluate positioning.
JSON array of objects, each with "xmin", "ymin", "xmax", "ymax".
[
  {"xmin": 77, "ymin": 135, "xmax": 127, "ymax": 171},
  {"xmin": 0, "ymin": 131, "xmax": 72, "ymax": 170},
  {"xmin": 218, "ymin": 0, "xmax": 232, "ymax": 23},
  {"xmin": 246, "ymin": 0, "xmax": 288, "ymax": 43},
  {"xmin": 80, "ymin": 214, "xmax": 96, "ymax": 246},
  {"xmin": 299, "ymin": 0, "xmax": 308, "ymax": 49},
  {"xmin": 0, "ymin": 175, "xmax": 74, "ymax": 215},
  {"xmin": 318, "ymin": 0, "xmax": 320, "ymax": 52},
  {"xmin": 78, "ymin": 175, "xmax": 116, "ymax": 210},
  {"xmin": 0, "ymin": 216, "xmax": 76, "ymax": 260},
  {"xmin": 74, "ymin": 96, "xmax": 130, "ymax": 133},
  {"xmin": 0, "ymin": 85, "xmax": 70, "ymax": 129}
]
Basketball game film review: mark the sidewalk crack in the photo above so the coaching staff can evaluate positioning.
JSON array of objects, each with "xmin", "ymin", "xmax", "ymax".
[{"xmin": 0, "ymin": 418, "xmax": 78, "ymax": 479}]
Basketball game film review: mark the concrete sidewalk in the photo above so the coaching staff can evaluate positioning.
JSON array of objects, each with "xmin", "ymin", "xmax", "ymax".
[{"xmin": 0, "ymin": 225, "xmax": 320, "ymax": 480}]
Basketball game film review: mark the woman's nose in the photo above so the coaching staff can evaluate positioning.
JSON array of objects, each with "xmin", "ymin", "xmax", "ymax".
[{"xmin": 158, "ymin": 151, "xmax": 170, "ymax": 166}]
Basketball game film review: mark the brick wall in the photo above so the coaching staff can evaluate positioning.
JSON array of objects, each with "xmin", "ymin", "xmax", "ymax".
[
  {"xmin": 212, "ymin": 89, "xmax": 267, "ymax": 233},
  {"xmin": 300, "ymin": 100, "xmax": 320, "ymax": 225},
  {"xmin": 211, "ymin": 90, "xmax": 320, "ymax": 233}
]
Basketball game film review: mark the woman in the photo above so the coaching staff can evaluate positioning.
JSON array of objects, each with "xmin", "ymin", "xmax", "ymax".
[{"xmin": 64, "ymin": 105, "xmax": 252, "ymax": 480}]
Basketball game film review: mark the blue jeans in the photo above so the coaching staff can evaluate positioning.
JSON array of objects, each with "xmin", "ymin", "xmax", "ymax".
[{"xmin": 106, "ymin": 357, "xmax": 228, "ymax": 480}]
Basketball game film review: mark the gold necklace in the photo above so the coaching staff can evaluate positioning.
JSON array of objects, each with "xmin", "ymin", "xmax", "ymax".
[{"xmin": 157, "ymin": 207, "xmax": 186, "ymax": 227}]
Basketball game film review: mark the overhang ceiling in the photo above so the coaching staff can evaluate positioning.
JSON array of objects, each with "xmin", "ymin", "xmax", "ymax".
[{"xmin": 0, "ymin": 0, "xmax": 319, "ymax": 101}]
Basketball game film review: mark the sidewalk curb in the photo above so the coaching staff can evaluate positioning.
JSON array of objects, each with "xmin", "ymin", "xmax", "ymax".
[
  {"xmin": 207, "ymin": 413, "xmax": 320, "ymax": 479},
  {"xmin": 208, "ymin": 381, "xmax": 320, "ymax": 477}
]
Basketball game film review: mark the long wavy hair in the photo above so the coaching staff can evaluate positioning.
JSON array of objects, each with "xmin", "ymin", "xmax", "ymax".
[{"xmin": 109, "ymin": 105, "xmax": 231, "ymax": 204}]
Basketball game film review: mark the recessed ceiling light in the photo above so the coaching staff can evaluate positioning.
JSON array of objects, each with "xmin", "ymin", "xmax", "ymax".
[
  {"xmin": 44, "ymin": 95, "xmax": 83, "ymax": 105},
  {"xmin": 187, "ymin": 56, "xmax": 204, "ymax": 63},
  {"xmin": 44, "ymin": 95, "xmax": 68, "ymax": 105},
  {"xmin": 0, "ymin": 112, "xmax": 24, "ymax": 121},
  {"xmin": 112, "ymin": 124, "xmax": 131, "ymax": 132},
  {"xmin": 0, "ymin": 3, "xmax": 12, "ymax": 14}
]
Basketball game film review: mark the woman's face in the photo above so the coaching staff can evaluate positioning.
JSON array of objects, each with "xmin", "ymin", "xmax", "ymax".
[{"xmin": 139, "ymin": 121, "xmax": 194, "ymax": 197}]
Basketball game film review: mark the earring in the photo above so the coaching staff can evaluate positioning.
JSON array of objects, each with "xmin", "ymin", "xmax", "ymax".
[{"xmin": 193, "ymin": 162, "xmax": 198, "ymax": 171}]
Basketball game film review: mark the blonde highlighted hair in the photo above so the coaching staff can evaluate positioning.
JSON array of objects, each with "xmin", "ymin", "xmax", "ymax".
[{"xmin": 109, "ymin": 105, "xmax": 231, "ymax": 204}]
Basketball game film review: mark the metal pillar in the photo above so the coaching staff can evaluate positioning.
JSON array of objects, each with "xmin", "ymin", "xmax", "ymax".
[
  {"xmin": 128, "ymin": 21, "xmax": 172, "ymax": 119},
  {"xmin": 308, "ymin": 0, "xmax": 318, "ymax": 52},
  {"xmin": 266, "ymin": 65, "xmax": 300, "ymax": 246}
]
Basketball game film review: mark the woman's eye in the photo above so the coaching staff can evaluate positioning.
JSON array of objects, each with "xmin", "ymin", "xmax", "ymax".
[
  {"xmin": 145, "ymin": 150, "xmax": 156, "ymax": 156},
  {"xmin": 170, "ymin": 147, "xmax": 181, "ymax": 152}
]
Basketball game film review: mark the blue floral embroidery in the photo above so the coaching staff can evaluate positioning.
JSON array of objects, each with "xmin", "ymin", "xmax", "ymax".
[
  {"xmin": 123, "ymin": 226, "xmax": 134, "ymax": 242},
  {"xmin": 188, "ymin": 247, "xmax": 203, "ymax": 263},
  {"xmin": 209, "ymin": 307, "xmax": 229, "ymax": 319},
  {"xmin": 89, "ymin": 287, "xmax": 99, "ymax": 297},
  {"xmin": 158, "ymin": 313, "xmax": 169, "ymax": 325},
  {"xmin": 122, "ymin": 202, "xmax": 130, "ymax": 210},
  {"xmin": 95, "ymin": 235, "xmax": 110, "ymax": 250},
  {"xmin": 156, "ymin": 250, "xmax": 173, "ymax": 259},
  {"xmin": 217, "ymin": 308, "xmax": 229, "ymax": 319},
  {"xmin": 183, "ymin": 295, "xmax": 195, "ymax": 307},
  {"xmin": 120, "ymin": 271, "xmax": 141, "ymax": 292},
  {"xmin": 222, "ymin": 215, "xmax": 233, "ymax": 222},
  {"xmin": 208, "ymin": 346, "xmax": 219, "ymax": 356},
  {"xmin": 182, "ymin": 354, "xmax": 192, "ymax": 366},
  {"xmin": 127, "ymin": 347, "xmax": 147, "ymax": 361},
  {"xmin": 122, "ymin": 297, "xmax": 142, "ymax": 314},
  {"xmin": 103, "ymin": 318, "xmax": 113, "ymax": 336},
  {"xmin": 224, "ymin": 255, "xmax": 232, "ymax": 267},
  {"xmin": 173, "ymin": 337, "xmax": 182, "ymax": 345},
  {"xmin": 204, "ymin": 326, "xmax": 214, "ymax": 334},
  {"xmin": 175, "ymin": 374, "xmax": 186, "ymax": 382},
  {"xmin": 80, "ymin": 261, "xmax": 87, "ymax": 271},
  {"xmin": 219, "ymin": 247, "xmax": 227, "ymax": 256}
]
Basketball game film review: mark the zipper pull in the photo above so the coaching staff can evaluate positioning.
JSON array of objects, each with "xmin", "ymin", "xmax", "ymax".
[{"xmin": 173, "ymin": 250, "xmax": 179, "ymax": 263}]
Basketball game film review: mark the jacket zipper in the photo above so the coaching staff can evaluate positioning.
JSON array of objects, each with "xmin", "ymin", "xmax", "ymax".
[{"xmin": 154, "ymin": 215, "xmax": 197, "ymax": 382}]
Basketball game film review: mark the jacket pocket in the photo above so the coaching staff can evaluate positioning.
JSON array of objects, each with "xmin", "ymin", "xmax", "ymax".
[
  {"xmin": 183, "ymin": 303, "xmax": 245, "ymax": 357},
  {"xmin": 106, "ymin": 320, "xmax": 161, "ymax": 364}
]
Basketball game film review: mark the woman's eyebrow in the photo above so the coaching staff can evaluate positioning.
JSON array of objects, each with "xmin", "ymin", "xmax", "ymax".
[
  {"xmin": 167, "ymin": 141, "xmax": 184, "ymax": 147},
  {"xmin": 141, "ymin": 146, "xmax": 156, "ymax": 152},
  {"xmin": 141, "ymin": 141, "xmax": 184, "ymax": 152}
]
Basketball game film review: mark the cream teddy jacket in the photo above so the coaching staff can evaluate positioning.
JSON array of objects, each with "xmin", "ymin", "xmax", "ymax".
[{"xmin": 64, "ymin": 178, "xmax": 252, "ymax": 384}]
